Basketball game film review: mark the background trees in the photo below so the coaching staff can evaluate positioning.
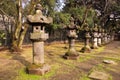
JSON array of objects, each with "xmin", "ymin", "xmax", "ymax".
[{"xmin": 0, "ymin": 0, "xmax": 119, "ymax": 50}]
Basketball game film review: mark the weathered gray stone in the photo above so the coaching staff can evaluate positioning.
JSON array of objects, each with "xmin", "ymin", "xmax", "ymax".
[
  {"xmin": 98, "ymin": 26, "xmax": 102, "ymax": 47},
  {"xmin": 93, "ymin": 37, "xmax": 98, "ymax": 48},
  {"xmin": 92, "ymin": 32, "xmax": 99, "ymax": 49},
  {"xmin": 33, "ymin": 42, "xmax": 44, "ymax": 64},
  {"xmin": 111, "ymin": 31, "xmax": 115, "ymax": 41},
  {"xmin": 104, "ymin": 33, "xmax": 108, "ymax": 44},
  {"xmin": 103, "ymin": 60, "xmax": 117, "ymax": 65},
  {"xmin": 107, "ymin": 35, "xmax": 111, "ymax": 43},
  {"xmin": 88, "ymin": 71, "xmax": 109, "ymax": 80}
]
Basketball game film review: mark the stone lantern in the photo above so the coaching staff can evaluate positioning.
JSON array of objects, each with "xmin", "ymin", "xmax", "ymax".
[
  {"xmin": 97, "ymin": 26, "xmax": 102, "ymax": 47},
  {"xmin": 101, "ymin": 29, "xmax": 105, "ymax": 45},
  {"xmin": 91, "ymin": 24, "xmax": 99, "ymax": 49},
  {"xmin": 109, "ymin": 30, "xmax": 112, "ymax": 42},
  {"xmin": 111, "ymin": 30, "xmax": 115, "ymax": 41},
  {"xmin": 27, "ymin": 4, "xmax": 52, "ymax": 75},
  {"xmin": 104, "ymin": 30, "xmax": 108, "ymax": 44},
  {"xmin": 80, "ymin": 23, "xmax": 91, "ymax": 53},
  {"xmin": 63, "ymin": 16, "xmax": 79, "ymax": 60},
  {"xmin": 107, "ymin": 33, "xmax": 111, "ymax": 43}
]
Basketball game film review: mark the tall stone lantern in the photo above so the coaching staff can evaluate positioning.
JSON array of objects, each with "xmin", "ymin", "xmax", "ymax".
[
  {"xmin": 91, "ymin": 24, "xmax": 99, "ymax": 49},
  {"xmin": 63, "ymin": 16, "xmax": 79, "ymax": 60},
  {"xmin": 27, "ymin": 4, "xmax": 52, "ymax": 75},
  {"xmin": 80, "ymin": 23, "xmax": 91, "ymax": 53}
]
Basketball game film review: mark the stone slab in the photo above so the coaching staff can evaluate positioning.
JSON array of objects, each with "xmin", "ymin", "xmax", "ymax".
[
  {"xmin": 103, "ymin": 60, "xmax": 117, "ymax": 65},
  {"xmin": 88, "ymin": 71, "xmax": 109, "ymax": 80}
]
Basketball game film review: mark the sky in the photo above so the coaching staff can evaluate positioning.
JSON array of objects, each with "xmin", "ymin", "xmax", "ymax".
[
  {"xmin": 22, "ymin": 0, "xmax": 30, "ymax": 8},
  {"xmin": 55, "ymin": 0, "xmax": 65, "ymax": 12},
  {"xmin": 22, "ymin": 0, "xmax": 65, "ymax": 12}
]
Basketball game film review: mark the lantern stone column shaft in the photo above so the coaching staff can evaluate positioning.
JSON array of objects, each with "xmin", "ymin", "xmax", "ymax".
[
  {"xmin": 111, "ymin": 31, "xmax": 115, "ymax": 41},
  {"xmin": 92, "ymin": 32, "xmax": 98, "ymax": 49},
  {"xmin": 98, "ymin": 26, "xmax": 102, "ymax": 46},
  {"xmin": 107, "ymin": 34, "xmax": 110, "ymax": 43},
  {"xmin": 98, "ymin": 33, "xmax": 102, "ymax": 46},
  {"xmin": 101, "ymin": 29, "xmax": 105, "ymax": 45},
  {"xmin": 104, "ymin": 33, "xmax": 108, "ymax": 44},
  {"xmin": 85, "ymin": 36, "xmax": 90, "ymax": 47},
  {"xmin": 33, "ymin": 41, "xmax": 44, "ymax": 64},
  {"xmin": 69, "ymin": 39, "xmax": 75, "ymax": 52}
]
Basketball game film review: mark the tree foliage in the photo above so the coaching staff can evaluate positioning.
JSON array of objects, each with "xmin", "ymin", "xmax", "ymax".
[
  {"xmin": 0, "ymin": 0, "xmax": 17, "ymax": 17},
  {"xmin": 0, "ymin": 0, "xmax": 120, "ymax": 48}
]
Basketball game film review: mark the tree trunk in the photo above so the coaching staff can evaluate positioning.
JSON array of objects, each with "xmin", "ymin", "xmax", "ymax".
[
  {"xmin": 17, "ymin": 23, "xmax": 29, "ymax": 48},
  {"xmin": 81, "ymin": 7, "xmax": 89, "ymax": 28},
  {"xmin": 12, "ymin": 0, "xmax": 22, "ymax": 51},
  {"xmin": 12, "ymin": 0, "xmax": 41, "ymax": 51}
]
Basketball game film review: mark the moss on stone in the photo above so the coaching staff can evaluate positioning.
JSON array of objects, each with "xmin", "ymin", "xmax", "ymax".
[{"xmin": 27, "ymin": 64, "xmax": 44, "ymax": 70}]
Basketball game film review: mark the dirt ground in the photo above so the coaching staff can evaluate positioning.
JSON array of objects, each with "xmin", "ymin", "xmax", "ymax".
[{"xmin": 0, "ymin": 41, "xmax": 120, "ymax": 80}]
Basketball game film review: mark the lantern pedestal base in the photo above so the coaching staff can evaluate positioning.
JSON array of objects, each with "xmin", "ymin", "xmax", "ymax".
[
  {"xmin": 63, "ymin": 54, "xmax": 79, "ymax": 60},
  {"xmin": 98, "ymin": 44, "xmax": 102, "ymax": 47},
  {"xmin": 27, "ymin": 64, "xmax": 50, "ymax": 75},
  {"xmin": 80, "ymin": 46, "xmax": 91, "ymax": 53},
  {"xmin": 91, "ymin": 46, "xmax": 98, "ymax": 49}
]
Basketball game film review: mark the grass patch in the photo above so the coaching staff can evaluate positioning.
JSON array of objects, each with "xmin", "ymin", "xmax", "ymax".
[
  {"xmin": 0, "ymin": 42, "xmax": 108, "ymax": 80},
  {"xmin": 45, "ymin": 42, "xmax": 105, "ymax": 64},
  {"xmin": 78, "ymin": 47, "xmax": 105, "ymax": 62},
  {"xmin": 15, "ymin": 69, "xmax": 40, "ymax": 80},
  {"xmin": 88, "ymin": 64, "xmax": 113, "ymax": 80},
  {"xmin": 92, "ymin": 64, "xmax": 105, "ymax": 71},
  {"xmin": 80, "ymin": 75, "xmax": 91, "ymax": 80},
  {"xmin": 0, "ymin": 50, "xmax": 13, "ymax": 59},
  {"xmin": 103, "ymin": 57, "xmax": 120, "ymax": 61},
  {"xmin": 78, "ymin": 55, "xmax": 91, "ymax": 62},
  {"xmin": 14, "ymin": 63, "xmax": 60, "ymax": 80}
]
